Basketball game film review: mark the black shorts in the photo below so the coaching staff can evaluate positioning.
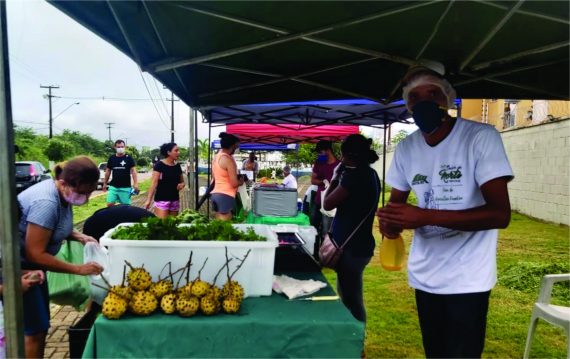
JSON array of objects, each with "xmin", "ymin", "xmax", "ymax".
[{"xmin": 211, "ymin": 193, "xmax": 236, "ymax": 214}]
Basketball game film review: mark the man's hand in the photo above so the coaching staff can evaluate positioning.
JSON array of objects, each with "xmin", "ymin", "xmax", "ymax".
[
  {"xmin": 133, "ymin": 185, "xmax": 139, "ymax": 192},
  {"xmin": 144, "ymin": 199, "xmax": 152, "ymax": 209},
  {"xmin": 377, "ymin": 202, "xmax": 428, "ymax": 230},
  {"xmin": 102, "ymin": 184, "xmax": 108, "ymax": 192},
  {"xmin": 176, "ymin": 183, "xmax": 185, "ymax": 191}
]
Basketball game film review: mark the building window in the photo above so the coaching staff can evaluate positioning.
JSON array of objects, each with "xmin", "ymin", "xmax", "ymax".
[{"xmin": 503, "ymin": 101, "xmax": 518, "ymax": 129}]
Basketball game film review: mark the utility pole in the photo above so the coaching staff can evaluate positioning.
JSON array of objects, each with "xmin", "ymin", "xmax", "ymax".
[
  {"xmin": 164, "ymin": 88, "xmax": 179, "ymax": 142},
  {"xmin": 104, "ymin": 122, "xmax": 115, "ymax": 142},
  {"xmin": 40, "ymin": 85, "xmax": 59, "ymax": 139}
]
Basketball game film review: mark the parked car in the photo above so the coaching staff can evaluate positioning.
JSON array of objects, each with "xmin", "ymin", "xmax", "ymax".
[
  {"xmin": 98, "ymin": 162, "xmax": 107, "ymax": 189},
  {"xmin": 15, "ymin": 161, "xmax": 52, "ymax": 193}
]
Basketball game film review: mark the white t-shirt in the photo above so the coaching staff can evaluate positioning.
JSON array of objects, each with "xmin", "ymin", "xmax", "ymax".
[
  {"xmin": 386, "ymin": 118, "xmax": 514, "ymax": 294},
  {"xmin": 282, "ymin": 174, "xmax": 297, "ymax": 189}
]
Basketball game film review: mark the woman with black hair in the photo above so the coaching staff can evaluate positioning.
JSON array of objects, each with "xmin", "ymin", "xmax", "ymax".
[
  {"xmin": 323, "ymin": 134, "xmax": 380, "ymax": 322},
  {"xmin": 144, "ymin": 142, "xmax": 185, "ymax": 218},
  {"xmin": 211, "ymin": 132, "xmax": 244, "ymax": 220},
  {"xmin": 17, "ymin": 156, "xmax": 103, "ymax": 357}
]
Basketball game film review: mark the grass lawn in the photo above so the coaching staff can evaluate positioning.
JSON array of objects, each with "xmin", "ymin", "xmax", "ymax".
[
  {"xmin": 73, "ymin": 179, "xmax": 152, "ymax": 224},
  {"xmin": 323, "ymin": 212, "xmax": 569, "ymax": 358}
]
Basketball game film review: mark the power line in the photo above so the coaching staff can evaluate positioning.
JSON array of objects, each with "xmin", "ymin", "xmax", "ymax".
[
  {"xmin": 152, "ymin": 77, "xmax": 171, "ymax": 119},
  {"xmin": 138, "ymin": 70, "xmax": 171, "ymax": 131},
  {"xmin": 104, "ymin": 122, "xmax": 115, "ymax": 142},
  {"xmin": 57, "ymin": 95, "xmax": 167, "ymax": 101},
  {"xmin": 40, "ymin": 84, "xmax": 59, "ymax": 139}
]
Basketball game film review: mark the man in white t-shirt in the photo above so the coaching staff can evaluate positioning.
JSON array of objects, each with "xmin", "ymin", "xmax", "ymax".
[
  {"xmin": 281, "ymin": 166, "xmax": 297, "ymax": 189},
  {"xmin": 377, "ymin": 60, "xmax": 513, "ymax": 358}
]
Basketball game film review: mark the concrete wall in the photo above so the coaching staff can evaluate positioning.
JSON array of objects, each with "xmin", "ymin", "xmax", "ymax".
[
  {"xmin": 501, "ymin": 119, "xmax": 569, "ymax": 225},
  {"xmin": 376, "ymin": 119, "xmax": 570, "ymax": 225}
]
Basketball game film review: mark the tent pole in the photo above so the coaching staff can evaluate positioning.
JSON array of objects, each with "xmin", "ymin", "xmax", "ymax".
[
  {"xmin": 295, "ymin": 146, "xmax": 299, "ymax": 178},
  {"xmin": 194, "ymin": 109, "xmax": 199, "ymax": 210},
  {"xmin": 0, "ymin": 1, "xmax": 25, "ymax": 356},
  {"xmin": 188, "ymin": 108, "xmax": 196, "ymax": 210},
  {"xmin": 382, "ymin": 123, "xmax": 388, "ymax": 207},
  {"xmin": 207, "ymin": 121, "xmax": 212, "ymax": 216}
]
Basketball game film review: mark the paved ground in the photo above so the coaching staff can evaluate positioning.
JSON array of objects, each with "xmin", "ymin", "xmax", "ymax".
[{"xmin": 46, "ymin": 176, "xmax": 311, "ymax": 358}]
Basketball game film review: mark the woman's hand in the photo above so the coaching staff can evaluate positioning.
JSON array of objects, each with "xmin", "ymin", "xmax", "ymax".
[
  {"xmin": 21, "ymin": 270, "xmax": 45, "ymax": 292},
  {"xmin": 75, "ymin": 233, "xmax": 98, "ymax": 245},
  {"xmin": 177, "ymin": 183, "xmax": 185, "ymax": 191},
  {"xmin": 75, "ymin": 262, "xmax": 103, "ymax": 276},
  {"xmin": 144, "ymin": 199, "xmax": 152, "ymax": 209}
]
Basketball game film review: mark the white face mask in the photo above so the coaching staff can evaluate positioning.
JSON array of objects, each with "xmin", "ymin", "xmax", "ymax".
[{"xmin": 116, "ymin": 147, "xmax": 126, "ymax": 154}]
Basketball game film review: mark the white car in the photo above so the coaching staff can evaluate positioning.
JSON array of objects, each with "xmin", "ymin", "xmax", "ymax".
[{"xmin": 98, "ymin": 162, "xmax": 107, "ymax": 189}]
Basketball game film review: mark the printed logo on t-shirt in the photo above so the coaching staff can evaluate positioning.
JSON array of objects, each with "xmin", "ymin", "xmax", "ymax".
[
  {"xmin": 120, "ymin": 160, "xmax": 126, "ymax": 167},
  {"xmin": 411, "ymin": 173, "xmax": 429, "ymax": 185},
  {"xmin": 439, "ymin": 164, "xmax": 462, "ymax": 183},
  {"xmin": 419, "ymin": 172, "xmax": 464, "ymax": 241}
]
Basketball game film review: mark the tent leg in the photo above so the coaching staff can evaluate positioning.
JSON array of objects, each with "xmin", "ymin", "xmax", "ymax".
[
  {"xmin": 382, "ymin": 124, "xmax": 388, "ymax": 207},
  {"xmin": 207, "ymin": 121, "xmax": 211, "ymax": 217},
  {"xmin": 0, "ymin": 1, "xmax": 25, "ymax": 356},
  {"xmin": 194, "ymin": 109, "xmax": 199, "ymax": 210}
]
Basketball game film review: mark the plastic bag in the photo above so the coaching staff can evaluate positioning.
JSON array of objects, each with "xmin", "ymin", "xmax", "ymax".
[
  {"xmin": 84, "ymin": 242, "xmax": 110, "ymax": 305},
  {"xmin": 237, "ymin": 183, "xmax": 251, "ymax": 211},
  {"xmin": 319, "ymin": 180, "xmax": 336, "ymax": 218},
  {"xmin": 46, "ymin": 240, "xmax": 90, "ymax": 310}
]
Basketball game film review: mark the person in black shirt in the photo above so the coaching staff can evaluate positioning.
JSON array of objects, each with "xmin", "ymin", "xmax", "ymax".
[
  {"xmin": 144, "ymin": 143, "xmax": 185, "ymax": 218},
  {"xmin": 103, "ymin": 139, "xmax": 138, "ymax": 206},
  {"xmin": 323, "ymin": 134, "xmax": 380, "ymax": 322},
  {"xmin": 83, "ymin": 205, "xmax": 155, "ymax": 240}
]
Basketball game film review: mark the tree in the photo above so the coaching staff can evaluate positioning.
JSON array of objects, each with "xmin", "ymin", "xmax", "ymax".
[
  {"xmin": 282, "ymin": 143, "xmax": 316, "ymax": 167},
  {"xmin": 44, "ymin": 138, "xmax": 74, "ymax": 162},
  {"xmin": 391, "ymin": 130, "xmax": 409, "ymax": 145},
  {"xmin": 197, "ymin": 139, "xmax": 210, "ymax": 163},
  {"xmin": 137, "ymin": 157, "xmax": 149, "ymax": 167}
]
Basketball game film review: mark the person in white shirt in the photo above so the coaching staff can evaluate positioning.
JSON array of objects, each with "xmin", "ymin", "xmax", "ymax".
[
  {"xmin": 281, "ymin": 166, "xmax": 297, "ymax": 189},
  {"xmin": 377, "ymin": 60, "xmax": 513, "ymax": 359}
]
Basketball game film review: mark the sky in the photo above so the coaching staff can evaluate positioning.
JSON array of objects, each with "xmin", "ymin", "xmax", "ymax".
[{"xmin": 7, "ymin": 0, "xmax": 414, "ymax": 150}]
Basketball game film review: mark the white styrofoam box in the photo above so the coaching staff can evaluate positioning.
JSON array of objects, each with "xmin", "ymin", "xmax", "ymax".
[
  {"xmin": 272, "ymin": 224, "xmax": 317, "ymax": 255},
  {"xmin": 99, "ymin": 224, "xmax": 278, "ymax": 297}
]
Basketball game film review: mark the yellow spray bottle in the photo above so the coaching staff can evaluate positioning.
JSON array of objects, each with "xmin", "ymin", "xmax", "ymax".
[{"xmin": 379, "ymin": 233, "xmax": 406, "ymax": 271}]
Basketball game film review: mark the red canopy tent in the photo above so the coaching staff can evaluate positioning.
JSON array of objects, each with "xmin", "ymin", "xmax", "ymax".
[{"xmin": 226, "ymin": 124, "xmax": 359, "ymax": 144}]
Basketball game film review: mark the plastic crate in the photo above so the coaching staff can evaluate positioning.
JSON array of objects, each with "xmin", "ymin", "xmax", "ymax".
[{"xmin": 99, "ymin": 224, "xmax": 278, "ymax": 297}]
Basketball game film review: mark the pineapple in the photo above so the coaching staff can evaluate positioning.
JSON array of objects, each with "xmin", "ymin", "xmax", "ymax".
[
  {"xmin": 160, "ymin": 293, "xmax": 177, "ymax": 314},
  {"xmin": 129, "ymin": 290, "xmax": 158, "ymax": 316}
]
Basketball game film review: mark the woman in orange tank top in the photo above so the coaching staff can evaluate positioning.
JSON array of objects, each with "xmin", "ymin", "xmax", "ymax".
[{"xmin": 211, "ymin": 132, "xmax": 243, "ymax": 220}]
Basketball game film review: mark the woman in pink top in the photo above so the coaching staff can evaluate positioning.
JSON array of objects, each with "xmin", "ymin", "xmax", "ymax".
[{"xmin": 211, "ymin": 133, "xmax": 244, "ymax": 220}]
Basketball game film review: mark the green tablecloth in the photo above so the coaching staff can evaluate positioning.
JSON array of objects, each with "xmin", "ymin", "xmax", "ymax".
[
  {"xmin": 82, "ymin": 272, "xmax": 363, "ymax": 358},
  {"xmin": 246, "ymin": 211, "xmax": 310, "ymax": 226}
]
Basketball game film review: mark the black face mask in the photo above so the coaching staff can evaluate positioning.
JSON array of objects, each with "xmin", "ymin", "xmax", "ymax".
[{"xmin": 412, "ymin": 101, "xmax": 446, "ymax": 134}]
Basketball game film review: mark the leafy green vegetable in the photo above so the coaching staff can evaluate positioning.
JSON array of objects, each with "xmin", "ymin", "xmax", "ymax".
[{"xmin": 110, "ymin": 217, "xmax": 265, "ymax": 242}]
